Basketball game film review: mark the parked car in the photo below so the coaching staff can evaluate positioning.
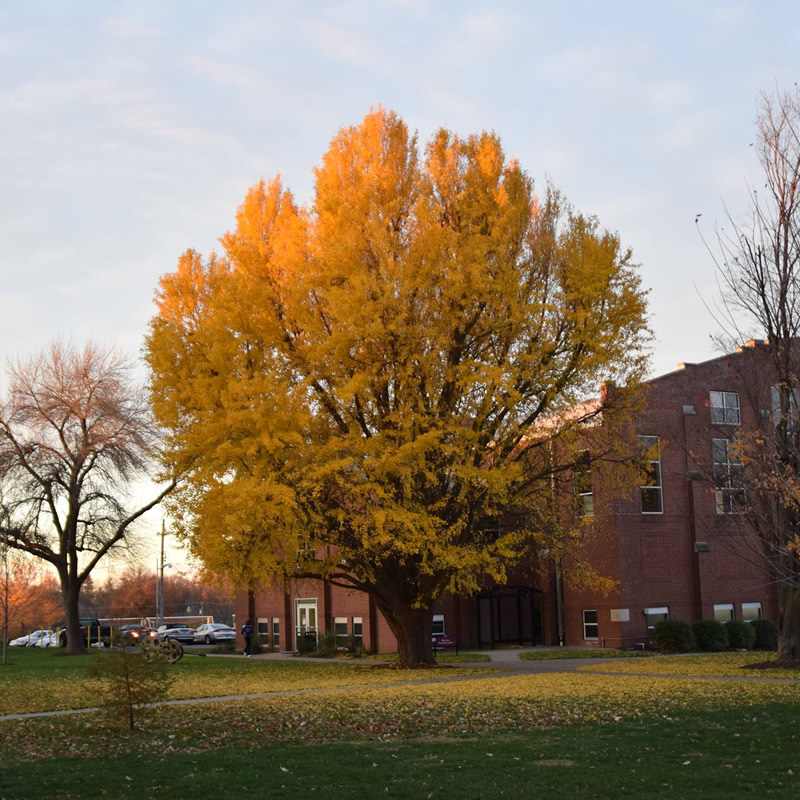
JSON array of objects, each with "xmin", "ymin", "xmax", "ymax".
[
  {"xmin": 58, "ymin": 618, "xmax": 112, "ymax": 648},
  {"xmin": 118, "ymin": 624, "xmax": 158, "ymax": 643},
  {"xmin": 193, "ymin": 623, "xmax": 236, "ymax": 644},
  {"xmin": 9, "ymin": 629, "xmax": 57, "ymax": 647},
  {"xmin": 156, "ymin": 623, "xmax": 196, "ymax": 645}
]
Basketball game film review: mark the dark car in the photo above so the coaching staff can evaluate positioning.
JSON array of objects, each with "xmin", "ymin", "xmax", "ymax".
[
  {"xmin": 156, "ymin": 623, "xmax": 196, "ymax": 645},
  {"xmin": 118, "ymin": 624, "xmax": 158, "ymax": 644}
]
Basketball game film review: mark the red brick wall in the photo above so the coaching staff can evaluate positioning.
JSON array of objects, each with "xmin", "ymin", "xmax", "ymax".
[{"xmin": 236, "ymin": 345, "xmax": 781, "ymax": 651}]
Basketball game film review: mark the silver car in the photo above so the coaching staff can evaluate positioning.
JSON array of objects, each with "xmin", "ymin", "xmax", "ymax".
[
  {"xmin": 193, "ymin": 623, "xmax": 236, "ymax": 644},
  {"xmin": 156, "ymin": 623, "xmax": 196, "ymax": 645},
  {"xmin": 9, "ymin": 629, "xmax": 57, "ymax": 647}
]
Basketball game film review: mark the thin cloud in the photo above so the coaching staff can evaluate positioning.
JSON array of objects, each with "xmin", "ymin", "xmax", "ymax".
[
  {"xmin": 101, "ymin": 18, "xmax": 160, "ymax": 42},
  {"xmin": 188, "ymin": 57, "xmax": 265, "ymax": 93},
  {"xmin": 309, "ymin": 20, "xmax": 382, "ymax": 67}
]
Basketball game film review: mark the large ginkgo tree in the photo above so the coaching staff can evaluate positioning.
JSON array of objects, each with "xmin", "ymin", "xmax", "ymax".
[{"xmin": 146, "ymin": 109, "xmax": 650, "ymax": 665}]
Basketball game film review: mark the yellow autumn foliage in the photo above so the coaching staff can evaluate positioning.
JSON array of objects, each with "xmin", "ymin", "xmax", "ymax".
[{"xmin": 145, "ymin": 108, "xmax": 650, "ymax": 664}]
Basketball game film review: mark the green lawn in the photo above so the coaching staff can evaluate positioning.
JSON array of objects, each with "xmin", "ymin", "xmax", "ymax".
[
  {"xmin": 0, "ymin": 648, "xmax": 488, "ymax": 715},
  {"xmin": 1, "ymin": 649, "xmax": 799, "ymax": 798}
]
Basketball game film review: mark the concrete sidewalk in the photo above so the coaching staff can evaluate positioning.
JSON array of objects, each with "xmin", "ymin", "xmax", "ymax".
[{"xmin": 228, "ymin": 645, "xmax": 615, "ymax": 674}]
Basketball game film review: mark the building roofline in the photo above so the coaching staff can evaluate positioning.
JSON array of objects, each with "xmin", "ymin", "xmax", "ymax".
[{"xmin": 645, "ymin": 339, "xmax": 770, "ymax": 386}]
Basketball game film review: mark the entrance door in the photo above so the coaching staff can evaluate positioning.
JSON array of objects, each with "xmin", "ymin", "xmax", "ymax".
[{"xmin": 295, "ymin": 598, "xmax": 318, "ymax": 650}]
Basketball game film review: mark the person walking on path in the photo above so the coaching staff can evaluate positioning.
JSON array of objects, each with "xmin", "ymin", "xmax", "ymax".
[{"xmin": 241, "ymin": 619, "xmax": 254, "ymax": 656}]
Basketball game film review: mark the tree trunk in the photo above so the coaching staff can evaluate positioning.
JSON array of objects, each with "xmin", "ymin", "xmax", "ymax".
[
  {"xmin": 61, "ymin": 576, "xmax": 85, "ymax": 655},
  {"xmin": 776, "ymin": 583, "xmax": 800, "ymax": 662},
  {"xmin": 374, "ymin": 598, "xmax": 435, "ymax": 667}
]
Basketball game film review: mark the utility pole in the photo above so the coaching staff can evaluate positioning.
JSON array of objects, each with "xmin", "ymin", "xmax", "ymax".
[
  {"xmin": 1, "ymin": 541, "xmax": 9, "ymax": 666},
  {"xmin": 157, "ymin": 520, "xmax": 166, "ymax": 627}
]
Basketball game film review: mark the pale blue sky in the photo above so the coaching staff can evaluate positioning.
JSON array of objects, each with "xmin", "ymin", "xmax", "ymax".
[{"xmin": 1, "ymin": 1, "xmax": 797, "ymax": 572}]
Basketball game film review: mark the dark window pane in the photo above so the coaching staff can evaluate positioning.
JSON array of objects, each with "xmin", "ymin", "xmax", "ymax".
[{"xmin": 641, "ymin": 487, "xmax": 663, "ymax": 513}]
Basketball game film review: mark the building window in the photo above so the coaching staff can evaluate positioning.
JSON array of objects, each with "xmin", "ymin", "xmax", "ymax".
[
  {"xmin": 256, "ymin": 618, "xmax": 269, "ymax": 635},
  {"xmin": 713, "ymin": 603, "xmax": 734, "ymax": 622},
  {"xmin": 295, "ymin": 537, "xmax": 314, "ymax": 564},
  {"xmin": 644, "ymin": 606, "xmax": 669, "ymax": 631},
  {"xmin": 480, "ymin": 526, "xmax": 501, "ymax": 543},
  {"xmin": 432, "ymin": 614, "xmax": 445, "ymax": 637},
  {"xmin": 771, "ymin": 386, "xmax": 800, "ymax": 430},
  {"xmin": 639, "ymin": 435, "xmax": 663, "ymax": 513},
  {"xmin": 582, "ymin": 609, "xmax": 599, "ymax": 639},
  {"xmin": 713, "ymin": 438, "xmax": 746, "ymax": 513},
  {"xmin": 742, "ymin": 602, "xmax": 763, "ymax": 622},
  {"xmin": 352, "ymin": 617, "xmax": 363, "ymax": 650},
  {"xmin": 574, "ymin": 450, "xmax": 593, "ymax": 517},
  {"xmin": 333, "ymin": 616, "xmax": 348, "ymax": 648},
  {"xmin": 272, "ymin": 618, "xmax": 280, "ymax": 648},
  {"xmin": 710, "ymin": 391, "xmax": 740, "ymax": 425}
]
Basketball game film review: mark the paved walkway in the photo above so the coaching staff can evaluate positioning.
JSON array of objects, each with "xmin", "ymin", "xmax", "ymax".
[{"xmin": 228, "ymin": 645, "xmax": 578, "ymax": 670}]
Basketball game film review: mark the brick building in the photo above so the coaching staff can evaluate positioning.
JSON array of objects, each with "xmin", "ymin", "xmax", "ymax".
[{"xmin": 235, "ymin": 343, "xmax": 778, "ymax": 651}]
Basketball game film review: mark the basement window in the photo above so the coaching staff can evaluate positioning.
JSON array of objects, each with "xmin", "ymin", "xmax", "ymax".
[
  {"xmin": 644, "ymin": 606, "xmax": 669, "ymax": 631},
  {"xmin": 742, "ymin": 602, "xmax": 763, "ymax": 622},
  {"xmin": 713, "ymin": 603, "xmax": 734, "ymax": 622}
]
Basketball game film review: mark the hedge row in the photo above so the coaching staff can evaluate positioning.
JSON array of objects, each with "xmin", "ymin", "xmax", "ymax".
[{"xmin": 650, "ymin": 618, "xmax": 778, "ymax": 653}]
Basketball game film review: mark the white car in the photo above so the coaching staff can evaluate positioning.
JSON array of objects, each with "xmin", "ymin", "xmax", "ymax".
[
  {"xmin": 9, "ymin": 629, "xmax": 57, "ymax": 647},
  {"xmin": 193, "ymin": 623, "xmax": 236, "ymax": 644}
]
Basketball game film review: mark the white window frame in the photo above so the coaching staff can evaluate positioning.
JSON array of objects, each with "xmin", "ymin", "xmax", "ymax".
[
  {"xmin": 582, "ymin": 609, "xmax": 599, "ymax": 639},
  {"xmin": 271, "ymin": 617, "xmax": 280, "ymax": 648},
  {"xmin": 639, "ymin": 435, "xmax": 663, "ymax": 514},
  {"xmin": 256, "ymin": 617, "xmax": 269, "ymax": 635},
  {"xmin": 741, "ymin": 602, "xmax": 763, "ymax": 622},
  {"xmin": 333, "ymin": 616, "xmax": 348, "ymax": 648},
  {"xmin": 432, "ymin": 614, "xmax": 445, "ymax": 637},
  {"xmin": 295, "ymin": 597, "xmax": 318, "ymax": 646},
  {"xmin": 644, "ymin": 606, "xmax": 669, "ymax": 631},
  {"xmin": 713, "ymin": 603, "xmax": 734, "ymax": 622},
  {"xmin": 352, "ymin": 616, "xmax": 363, "ymax": 649},
  {"xmin": 713, "ymin": 438, "xmax": 746, "ymax": 514},
  {"xmin": 574, "ymin": 450, "xmax": 594, "ymax": 517},
  {"xmin": 710, "ymin": 391, "xmax": 740, "ymax": 425}
]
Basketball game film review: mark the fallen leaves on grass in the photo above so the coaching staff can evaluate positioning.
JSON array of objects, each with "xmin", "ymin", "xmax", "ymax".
[
  {"xmin": 3, "ymin": 671, "xmax": 798, "ymax": 763},
  {"xmin": 0, "ymin": 656, "xmax": 489, "ymax": 715},
  {"xmin": 576, "ymin": 652, "xmax": 800, "ymax": 678}
]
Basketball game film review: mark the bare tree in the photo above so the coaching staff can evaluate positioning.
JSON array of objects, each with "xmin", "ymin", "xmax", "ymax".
[
  {"xmin": 0, "ymin": 342, "xmax": 175, "ymax": 654},
  {"xmin": 709, "ymin": 86, "xmax": 800, "ymax": 662}
]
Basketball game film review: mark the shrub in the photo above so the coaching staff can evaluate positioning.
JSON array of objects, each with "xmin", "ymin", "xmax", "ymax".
[
  {"xmin": 725, "ymin": 620, "xmax": 756, "ymax": 650},
  {"xmin": 750, "ymin": 618, "xmax": 778, "ymax": 650},
  {"xmin": 89, "ymin": 647, "xmax": 174, "ymax": 731},
  {"xmin": 296, "ymin": 631, "xmax": 318, "ymax": 655},
  {"xmin": 692, "ymin": 619, "xmax": 728, "ymax": 651},
  {"xmin": 314, "ymin": 631, "xmax": 339, "ymax": 657},
  {"xmin": 650, "ymin": 619, "xmax": 695, "ymax": 653}
]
